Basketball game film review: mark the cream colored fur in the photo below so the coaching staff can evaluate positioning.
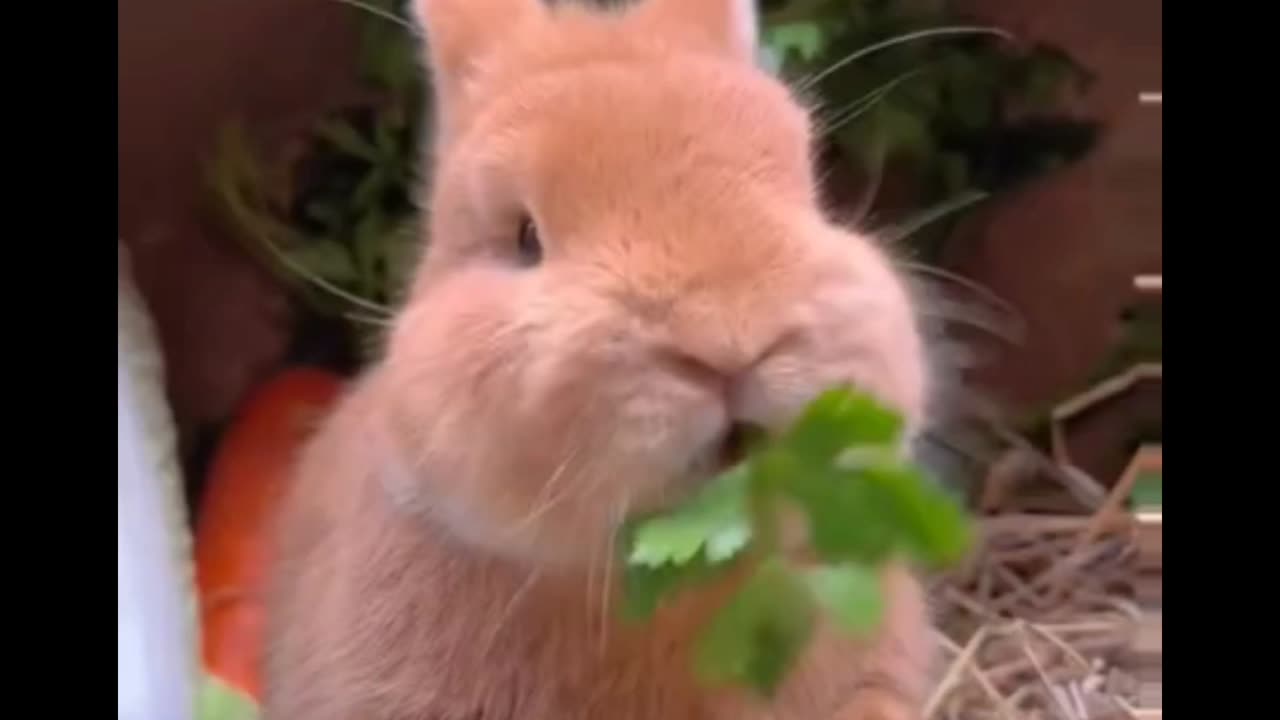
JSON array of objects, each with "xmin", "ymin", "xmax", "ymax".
[{"xmin": 264, "ymin": 1, "xmax": 934, "ymax": 718}]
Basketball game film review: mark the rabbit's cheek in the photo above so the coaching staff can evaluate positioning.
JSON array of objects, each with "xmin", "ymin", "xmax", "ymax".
[{"xmin": 601, "ymin": 367, "xmax": 729, "ymax": 503}]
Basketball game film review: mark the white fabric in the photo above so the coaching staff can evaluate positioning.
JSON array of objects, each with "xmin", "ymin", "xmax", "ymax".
[{"xmin": 118, "ymin": 243, "xmax": 196, "ymax": 720}]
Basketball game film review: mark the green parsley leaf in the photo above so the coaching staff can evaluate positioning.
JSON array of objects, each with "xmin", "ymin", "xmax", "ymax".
[
  {"xmin": 694, "ymin": 557, "xmax": 816, "ymax": 696},
  {"xmin": 803, "ymin": 563, "xmax": 885, "ymax": 634},
  {"xmin": 627, "ymin": 465, "xmax": 753, "ymax": 569}
]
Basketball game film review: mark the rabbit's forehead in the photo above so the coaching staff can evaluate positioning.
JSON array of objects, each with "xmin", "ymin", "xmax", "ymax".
[
  {"xmin": 478, "ymin": 62, "xmax": 816, "ymax": 214},
  {"xmin": 524, "ymin": 61, "xmax": 808, "ymax": 154}
]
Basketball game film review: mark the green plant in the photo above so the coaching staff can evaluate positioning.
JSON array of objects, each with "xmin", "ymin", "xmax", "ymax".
[
  {"xmin": 208, "ymin": 0, "xmax": 422, "ymax": 355},
  {"xmin": 198, "ymin": 674, "xmax": 260, "ymax": 720},
  {"xmin": 622, "ymin": 386, "xmax": 972, "ymax": 695},
  {"xmin": 761, "ymin": 0, "xmax": 1097, "ymax": 260}
]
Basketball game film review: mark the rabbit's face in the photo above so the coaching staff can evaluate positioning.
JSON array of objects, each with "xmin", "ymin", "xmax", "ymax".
[{"xmin": 383, "ymin": 0, "xmax": 927, "ymax": 566}]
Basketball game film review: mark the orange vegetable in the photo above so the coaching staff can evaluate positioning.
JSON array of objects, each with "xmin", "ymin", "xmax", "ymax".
[{"xmin": 195, "ymin": 367, "xmax": 344, "ymax": 700}]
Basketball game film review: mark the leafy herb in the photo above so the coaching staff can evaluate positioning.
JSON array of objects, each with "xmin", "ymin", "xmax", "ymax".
[
  {"xmin": 803, "ymin": 562, "xmax": 884, "ymax": 633},
  {"xmin": 197, "ymin": 674, "xmax": 259, "ymax": 720},
  {"xmin": 621, "ymin": 386, "xmax": 973, "ymax": 696},
  {"xmin": 694, "ymin": 557, "xmax": 817, "ymax": 694},
  {"xmin": 628, "ymin": 465, "xmax": 754, "ymax": 569}
]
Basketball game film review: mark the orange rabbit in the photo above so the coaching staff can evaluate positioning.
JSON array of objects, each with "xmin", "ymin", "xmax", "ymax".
[{"xmin": 264, "ymin": 1, "xmax": 935, "ymax": 718}]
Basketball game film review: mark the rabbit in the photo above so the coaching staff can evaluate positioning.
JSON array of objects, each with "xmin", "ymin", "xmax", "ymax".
[{"xmin": 263, "ymin": 0, "xmax": 936, "ymax": 718}]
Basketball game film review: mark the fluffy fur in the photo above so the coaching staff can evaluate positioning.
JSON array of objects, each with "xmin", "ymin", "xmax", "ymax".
[{"xmin": 264, "ymin": 1, "xmax": 934, "ymax": 718}]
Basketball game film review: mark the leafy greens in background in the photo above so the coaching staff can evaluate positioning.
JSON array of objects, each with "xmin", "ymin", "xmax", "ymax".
[
  {"xmin": 208, "ymin": 0, "xmax": 422, "ymax": 358},
  {"xmin": 761, "ymin": 0, "xmax": 1096, "ymax": 260}
]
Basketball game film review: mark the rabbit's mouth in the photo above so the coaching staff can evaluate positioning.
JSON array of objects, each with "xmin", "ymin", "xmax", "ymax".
[
  {"xmin": 668, "ymin": 422, "xmax": 767, "ymax": 504},
  {"xmin": 689, "ymin": 421, "xmax": 763, "ymax": 480},
  {"xmin": 715, "ymin": 422, "xmax": 754, "ymax": 473}
]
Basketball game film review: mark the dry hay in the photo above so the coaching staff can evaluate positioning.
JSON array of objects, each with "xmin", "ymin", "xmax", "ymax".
[{"xmin": 923, "ymin": 514, "xmax": 1158, "ymax": 720}]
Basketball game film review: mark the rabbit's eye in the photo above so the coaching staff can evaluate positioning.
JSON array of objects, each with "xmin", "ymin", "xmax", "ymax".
[{"xmin": 516, "ymin": 217, "xmax": 542, "ymax": 266}]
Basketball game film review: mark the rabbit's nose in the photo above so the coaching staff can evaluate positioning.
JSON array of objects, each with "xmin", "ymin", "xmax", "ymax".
[
  {"xmin": 658, "ymin": 328, "xmax": 795, "ymax": 409},
  {"xmin": 657, "ymin": 347, "xmax": 737, "ymax": 399},
  {"xmin": 658, "ymin": 340, "xmax": 766, "ymax": 397}
]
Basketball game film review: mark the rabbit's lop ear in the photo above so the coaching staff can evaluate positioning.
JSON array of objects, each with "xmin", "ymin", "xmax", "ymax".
[
  {"xmin": 636, "ymin": 0, "xmax": 760, "ymax": 62},
  {"xmin": 412, "ymin": 0, "xmax": 547, "ymax": 131}
]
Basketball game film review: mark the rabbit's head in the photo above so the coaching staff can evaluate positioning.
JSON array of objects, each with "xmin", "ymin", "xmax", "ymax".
[{"xmin": 379, "ymin": 0, "xmax": 927, "ymax": 567}]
